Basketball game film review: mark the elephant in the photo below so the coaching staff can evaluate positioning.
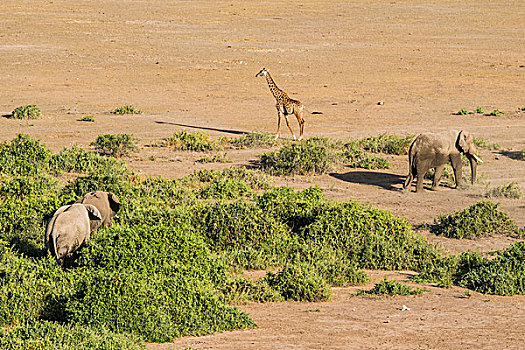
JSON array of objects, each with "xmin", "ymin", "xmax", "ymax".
[
  {"xmin": 45, "ymin": 203, "xmax": 102, "ymax": 267},
  {"xmin": 403, "ymin": 130, "xmax": 483, "ymax": 192},
  {"xmin": 75, "ymin": 191, "xmax": 121, "ymax": 227}
]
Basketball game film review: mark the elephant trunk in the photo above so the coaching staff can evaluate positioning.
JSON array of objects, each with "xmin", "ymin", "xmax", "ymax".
[{"xmin": 467, "ymin": 154, "xmax": 477, "ymax": 184}]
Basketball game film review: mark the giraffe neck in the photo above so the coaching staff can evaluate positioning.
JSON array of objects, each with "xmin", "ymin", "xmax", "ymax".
[{"xmin": 265, "ymin": 72, "xmax": 284, "ymax": 100}]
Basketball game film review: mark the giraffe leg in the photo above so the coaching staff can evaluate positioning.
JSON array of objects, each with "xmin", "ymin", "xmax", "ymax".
[
  {"xmin": 275, "ymin": 111, "xmax": 282, "ymax": 140},
  {"xmin": 295, "ymin": 109, "xmax": 305, "ymax": 141},
  {"xmin": 284, "ymin": 114, "xmax": 296, "ymax": 140}
]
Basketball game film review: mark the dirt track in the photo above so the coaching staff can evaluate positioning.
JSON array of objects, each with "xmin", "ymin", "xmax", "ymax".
[{"xmin": 1, "ymin": 0, "xmax": 524, "ymax": 349}]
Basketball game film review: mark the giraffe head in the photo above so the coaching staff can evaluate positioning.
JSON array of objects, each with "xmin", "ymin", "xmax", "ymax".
[{"xmin": 255, "ymin": 68, "xmax": 268, "ymax": 77}]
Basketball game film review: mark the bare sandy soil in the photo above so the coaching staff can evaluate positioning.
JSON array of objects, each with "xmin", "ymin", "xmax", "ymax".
[{"xmin": 1, "ymin": 0, "xmax": 524, "ymax": 349}]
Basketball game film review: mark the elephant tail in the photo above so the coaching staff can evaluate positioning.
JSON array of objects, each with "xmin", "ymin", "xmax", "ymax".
[{"xmin": 403, "ymin": 141, "xmax": 417, "ymax": 189}]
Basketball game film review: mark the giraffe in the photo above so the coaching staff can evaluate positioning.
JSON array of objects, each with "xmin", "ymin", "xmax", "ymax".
[{"xmin": 256, "ymin": 68, "xmax": 305, "ymax": 141}]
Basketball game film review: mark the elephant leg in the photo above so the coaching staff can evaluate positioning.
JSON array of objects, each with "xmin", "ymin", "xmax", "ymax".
[
  {"xmin": 403, "ymin": 172, "xmax": 414, "ymax": 192},
  {"xmin": 415, "ymin": 164, "xmax": 429, "ymax": 192},
  {"xmin": 450, "ymin": 154, "xmax": 463, "ymax": 188},
  {"xmin": 431, "ymin": 164, "xmax": 445, "ymax": 190}
]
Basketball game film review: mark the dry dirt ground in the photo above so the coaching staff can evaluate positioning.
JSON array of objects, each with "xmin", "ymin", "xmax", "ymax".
[{"xmin": 1, "ymin": 0, "xmax": 524, "ymax": 349}]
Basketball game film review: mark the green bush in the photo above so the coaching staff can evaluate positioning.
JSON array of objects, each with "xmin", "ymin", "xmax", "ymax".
[
  {"xmin": 221, "ymin": 276, "xmax": 284, "ymax": 304},
  {"xmin": 110, "ymin": 105, "xmax": 143, "ymax": 115},
  {"xmin": 222, "ymin": 132, "xmax": 277, "ymax": 149},
  {"xmin": 473, "ymin": 137, "xmax": 500, "ymax": 150},
  {"xmin": 458, "ymin": 242, "xmax": 525, "ymax": 295},
  {"xmin": 0, "ymin": 134, "xmax": 51, "ymax": 176},
  {"xmin": 358, "ymin": 279, "xmax": 425, "ymax": 296},
  {"xmin": 357, "ymin": 133, "xmax": 414, "ymax": 155},
  {"xmin": 90, "ymin": 134, "xmax": 138, "ymax": 157},
  {"xmin": 266, "ymin": 264, "xmax": 332, "ymax": 302},
  {"xmin": 485, "ymin": 182, "xmax": 522, "ymax": 199},
  {"xmin": 164, "ymin": 130, "xmax": 218, "ymax": 152},
  {"xmin": 456, "ymin": 108, "xmax": 468, "ymax": 116},
  {"xmin": 196, "ymin": 153, "xmax": 232, "ymax": 163},
  {"xmin": 11, "ymin": 105, "xmax": 42, "ymax": 119},
  {"xmin": 49, "ymin": 145, "xmax": 130, "ymax": 175},
  {"xmin": 66, "ymin": 269, "xmax": 254, "ymax": 342},
  {"xmin": 0, "ymin": 321, "xmax": 144, "ymax": 350},
  {"xmin": 488, "ymin": 109, "xmax": 504, "ymax": 116},
  {"xmin": 198, "ymin": 178, "xmax": 252, "ymax": 199},
  {"xmin": 432, "ymin": 201, "xmax": 518, "ymax": 239},
  {"xmin": 260, "ymin": 137, "xmax": 337, "ymax": 175},
  {"xmin": 78, "ymin": 115, "xmax": 95, "ymax": 122}
]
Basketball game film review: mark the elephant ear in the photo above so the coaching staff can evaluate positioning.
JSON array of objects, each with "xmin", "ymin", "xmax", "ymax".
[
  {"xmin": 108, "ymin": 192, "xmax": 121, "ymax": 214},
  {"xmin": 457, "ymin": 130, "xmax": 470, "ymax": 153},
  {"xmin": 84, "ymin": 204, "xmax": 102, "ymax": 222}
]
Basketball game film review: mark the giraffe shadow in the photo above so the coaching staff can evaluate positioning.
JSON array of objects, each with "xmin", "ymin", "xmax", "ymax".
[
  {"xmin": 154, "ymin": 121, "xmax": 248, "ymax": 135},
  {"xmin": 329, "ymin": 170, "xmax": 406, "ymax": 192},
  {"xmin": 497, "ymin": 150, "xmax": 523, "ymax": 161}
]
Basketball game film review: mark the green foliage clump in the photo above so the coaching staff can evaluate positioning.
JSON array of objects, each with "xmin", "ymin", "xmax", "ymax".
[
  {"xmin": 196, "ymin": 153, "xmax": 232, "ymax": 163},
  {"xmin": 358, "ymin": 279, "xmax": 425, "ymax": 296},
  {"xmin": 0, "ymin": 134, "xmax": 51, "ymax": 176},
  {"xmin": 473, "ymin": 137, "xmax": 500, "ymax": 150},
  {"xmin": 432, "ymin": 201, "xmax": 518, "ymax": 239},
  {"xmin": 164, "ymin": 130, "xmax": 219, "ymax": 152},
  {"xmin": 265, "ymin": 264, "xmax": 332, "ymax": 302},
  {"xmin": 488, "ymin": 109, "xmax": 504, "ymax": 116},
  {"xmin": 90, "ymin": 134, "xmax": 138, "ymax": 157},
  {"xmin": 342, "ymin": 142, "xmax": 391, "ymax": 169},
  {"xmin": 475, "ymin": 107, "xmax": 484, "ymax": 114},
  {"xmin": 190, "ymin": 167, "xmax": 272, "ymax": 190},
  {"xmin": 198, "ymin": 178, "xmax": 252, "ymax": 199},
  {"xmin": 78, "ymin": 115, "xmax": 95, "ymax": 122},
  {"xmin": 10, "ymin": 105, "xmax": 42, "ymax": 119},
  {"xmin": 222, "ymin": 132, "xmax": 277, "ymax": 149},
  {"xmin": 259, "ymin": 137, "xmax": 337, "ymax": 175},
  {"xmin": 221, "ymin": 276, "xmax": 284, "ymax": 304},
  {"xmin": 49, "ymin": 145, "xmax": 130, "ymax": 175},
  {"xmin": 458, "ymin": 242, "xmax": 525, "ymax": 295},
  {"xmin": 485, "ymin": 182, "xmax": 522, "ymax": 199},
  {"xmin": 110, "ymin": 105, "xmax": 143, "ymax": 115},
  {"xmin": 456, "ymin": 108, "xmax": 468, "ymax": 115},
  {"xmin": 0, "ymin": 321, "xmax": 144, "ymax": 350},
  {"xmin": 357, "ymin": 133, "xmax": 414, "ymax": 155}
]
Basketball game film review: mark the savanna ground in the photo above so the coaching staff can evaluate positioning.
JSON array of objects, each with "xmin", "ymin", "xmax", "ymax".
[{"xmin": 1, "ymin": 0, "xmax": 524, "ymax": 349}]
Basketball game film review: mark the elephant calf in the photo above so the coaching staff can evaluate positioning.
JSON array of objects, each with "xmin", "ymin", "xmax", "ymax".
[
  {"xmin": 403, "ymin": 130, "xmax": 483, "ymax": 193},
  {"xmin": 75, "ymin": 191, "xmax": 121, "ymax": 227},
  {"xmin": 45, "ymin": 203, "xmax": 102, "ymax": 267}
]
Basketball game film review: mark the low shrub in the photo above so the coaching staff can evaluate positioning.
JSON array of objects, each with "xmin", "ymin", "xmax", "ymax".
[
  {"xmin": 357, "ymin": 279, "xmax": 425, "ymax": 296},
  {"xmin": 221, "ymin": 276, "xmax": 284, "ymax": 304},
  {"xmin": 259, "ymin": 137, "xmax": 337, "ymax": 175},
  {"xmin": 196, "ymin": 153, "xmax": 232, "ymax": 163},
  {"xmin": 432, "ymin": 201, "xmax": 518, "ymax": 239},
  {"xmin": 49, "ymin": 145, "xmax": 130, "ymax": 175},
  {"xmin": 0, "ymin": 134, "xmax": 51, "ymax": 176},
  {"xmin": 90, "ymin": 134, "xmax": 138, "ymax": 157},
  {"xmin": 357, "ymin": 133, "xmax": 414, "ymax": 155},
  {"xmin": 0, "ymin": 321, "xmax": 144, "ymax": 350},
  {"xmin": 164, "ymin": 130, "xmax": 218, "ymax": 152},
  {"xmin": 473, "ymin": 137, "xmax": 500, "ymax": 150},
  {"xmin": 198, "ymin": 178, "xmax": 252, "ymax": 199},
  {"xmin": 484, "ymin": 182, "xmax": 522, "ymax": 199},
  {"xmin": 78, "ymin": 115, "xmax": 95, "ymax": 122},
  {"xmin": 456, "ymin": 108, "xmax": 468, "ymax": 116},
  {"xmin": 10, "ymin": 105, "xmax": 42, "ymax": 119},
  {"xmin": 110, "ymin": 105, "xmax": 143, "ymax": 115},
  {"xmin": 265, "ymin": 264, "xmax": 332, "ymax": 302},
  {"xmin": 222, "ymin": 132, "xmax": 277, "ymax": 149},
  {"xmin": 488, "ymin": 109, "xmax": 504, "ymax": 116},
  {"xmin": 458, "ymin": 242, "xmax": 525, "ymax": 295},
  {"xmin": 190, "ymin": 168, "xmax": 273, "ymax": 190}
]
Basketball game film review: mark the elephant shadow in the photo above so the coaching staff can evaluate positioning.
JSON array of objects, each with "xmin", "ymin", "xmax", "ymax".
[
  {"xmin": 497, "ymin": 150, "xmax": 524, "ymax": 161},
  {"xmin": 329, "ymin": 170, "xmax": 406, "ymax": 191}
]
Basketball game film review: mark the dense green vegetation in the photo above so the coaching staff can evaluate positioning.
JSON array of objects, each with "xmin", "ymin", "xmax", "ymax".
[
  {"xmin": 0, "ymin": 134, "xmax": 523, "ymax": 347},
  {"xmin": 110, "ymin": 105, "xmax": 143, "ymax": 115},
  {"xmin": 90, "ymin": 134, "xmax": 138, "ymax": 157},
  {"xmin": 10, "ymin": 105, "xmax": 42, "ymax": 119},
  {"xmin": 431, "ymin": 201, "xmax": 519, "ymax": 239}
]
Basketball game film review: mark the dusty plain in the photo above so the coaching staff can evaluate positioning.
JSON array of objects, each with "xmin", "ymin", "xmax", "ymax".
[{"xmin": 1, "ymin": 0, "xmax": 524, "ymax": 349}]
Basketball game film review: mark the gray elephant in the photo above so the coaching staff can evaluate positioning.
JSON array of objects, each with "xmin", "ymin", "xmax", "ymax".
[
  {"xmin": 403, "ymin": 130, "xmax": 483, "ymax": 192},
  {"xmin": 75, "ymin": 191, "xmax": 121, "ymax": 227},
  {"xmin": 45, "ymin": 203, "xmax": 102, "ymax": 266}
]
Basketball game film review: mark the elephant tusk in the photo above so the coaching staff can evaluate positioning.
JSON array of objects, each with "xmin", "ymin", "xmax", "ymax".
[{"xmin": 473, "ymin": 154, "xmax": 483, "ymax": 163}]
